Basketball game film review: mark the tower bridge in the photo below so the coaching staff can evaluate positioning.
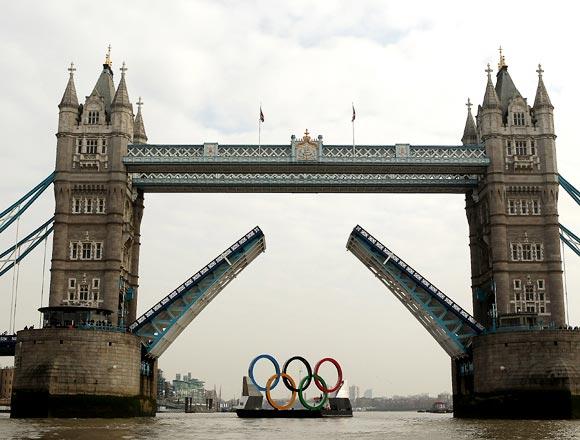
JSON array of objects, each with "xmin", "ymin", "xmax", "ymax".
[{"xmin": 1, "ymin": 50, "xmax": 579, "ymax": 418}]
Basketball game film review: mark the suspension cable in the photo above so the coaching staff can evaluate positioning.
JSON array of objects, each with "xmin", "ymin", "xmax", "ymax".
[
  {"xmin": 39, "ymin": 235, "xmax": 49, "ymax": 328},
  {"xmin": 561, "ymin": 241, "xmax": 570, "ymax": 325},
  {"xmin": 9, "ymin": 215, "xmax": 21, "ymax": 333}
]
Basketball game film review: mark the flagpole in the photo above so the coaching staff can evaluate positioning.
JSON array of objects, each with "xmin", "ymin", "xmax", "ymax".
[
  {"xmin": 352, "ymin": 102, "xmax": 356, "ymax": 158},
  {"xmin": 258, "ymin": 103, "xmax": 262, "ymax": 155}
]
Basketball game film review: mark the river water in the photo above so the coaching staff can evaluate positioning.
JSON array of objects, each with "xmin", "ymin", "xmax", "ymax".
[{"xmin": 1, "ymin": 411, "xmax": 579, "ymax": 440}]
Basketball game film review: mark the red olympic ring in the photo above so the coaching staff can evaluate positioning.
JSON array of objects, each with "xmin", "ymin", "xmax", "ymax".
[{"xmin": 313, "ymin": 357, "xmax": 343, "ymax": 393}]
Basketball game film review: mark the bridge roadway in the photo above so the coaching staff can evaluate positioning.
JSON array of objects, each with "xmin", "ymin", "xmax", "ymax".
[{"xmin": 123, "ymin": 142, "xmax": 489, "ymax": 193}]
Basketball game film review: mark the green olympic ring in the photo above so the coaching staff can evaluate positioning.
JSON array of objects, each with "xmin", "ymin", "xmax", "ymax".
[{"xmin": 298, "ymin": 374, "xmax": 329, "ymax": 410}]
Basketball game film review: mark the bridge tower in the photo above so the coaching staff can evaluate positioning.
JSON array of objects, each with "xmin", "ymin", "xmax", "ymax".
[
  {"xmin": 465, "ymin": 54, "xmax": 565, "ymax": 329},
  {"xmin": 10, "ymin": 53, "xmax": 156, "ymax": 418},
  {"xmin": 48, "ymin": 55, "xmax": 145, "ymax": 328}
]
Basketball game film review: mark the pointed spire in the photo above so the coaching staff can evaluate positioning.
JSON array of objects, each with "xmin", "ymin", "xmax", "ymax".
[
  {"xmin": 133, "ymin": 97, "xmax": 148, "ymax": 144},
  {"xmin": 112, "ymin": 62, "xmax": 132, "ymax": 110},
  {"xmin": 533, "ymin": 64, "xmax": 553, "ymax": 109},
  {"xmin": 462, "ymin": 98, "xmax": 478, "ymax": 144},
  {"xmin": 482, "ymin": 64, "xmax": 500, "ymax": 109},
  {"xmin": 498, "ymin": 46, "xmax": 507, "ymax": 71},
  {"xmin": 59, "ymin": 62, "xmax": 79, "ymax": 109},
  {"xmin": 104, "ymin": 44, "xmax": 112, "ymax": 68}
]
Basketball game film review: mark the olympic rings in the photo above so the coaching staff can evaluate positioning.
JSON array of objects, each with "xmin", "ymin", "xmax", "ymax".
[
  {"xmin": 265, "ymin": 373, "xmax": 297, "ymax": 410},
  {"xmin": 314, "ymin": 357, "xmax": 343, "ymax": 393},
  {"xmin": 282, "ymin": 356, "xmax": 312, "ymax": 392},
  {"xmin": 248, "ymin": 354, "xmax": 343, "ymax": 411},
  {"xmin": 248, "ymin": 354, "xmax": 280, "ymax": 392},
  {"xmin": 298, "ymin": 374, "xmax": 328, "ymax": 410}
]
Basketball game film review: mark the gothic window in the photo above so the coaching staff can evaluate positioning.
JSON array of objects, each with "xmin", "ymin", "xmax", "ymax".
[
  {"xmin": 101, "ymin": 138, "xmax": 107, "ymax": 154},
  {"xmin": 79, "ymin": 284, "xmax": 89, "ymax": 301},
  {"xmin": 521, "ymin": 244, "xmax": 532, "ymax": 261},
  {"xmin": 513, "ymin": 279, "xmax": 522, "ymax": 290},
  {"xmin": 88, "ymin": 111, "xmax": 99, "ymax": 125},
  {"xmin": 92, "ymin": 278, "xmax": 100, "ymax": 301},
  {"xmin": 510, "ymin": 243, "xmax": 521, "ymax": 261},
  {"xmin": 540, "ymin": 306, "xmax": 545, "ymax": 313},
  {"xmin": 506, "ymin": 141, "xmax": 512, "ymax": 156},
  {"xmin": 96, "ymin": 198, "xmax": 106, "ymax": 214},
  {"xmin": 537, "ymin": 279, "xmax": 545, "ymax": 290},
  {"xmin": 76, "ymin": 138, "xmax": 83, "ymax": 154},
  {"xmin": 526, "ymin": 305, "xmax": 536, "ymax": 312},
  {"xmin": 520, "ymin": 199, "xmax": 529, "ymax": 215},
  {"xmin": 524, "ymin": 284, "xmax": 535, "ymax": 301},
  {"xmin": 532, "ymin": 244, "xmax": 544, "ymax": 261},
  {"xmin": 531, "ymin": 199, "xmax": 541, "ymax": 215},
  {"xmin": 70, "ymin": 242, "xmax": 79, "ymax": 260},
  {"xmin": 81, "ymin": 243, "xmax": 92, "ymax": 259},
  {"xmin": 515, "ymin": 140, "xmax": 527, "ymax": 155},
  {"xmin": 94, "ymin": 243, "xmax": 103, "ymax": 260},
  {"xmin": 86, "ymin": 139, "xmax": 98, "ymax": 154},
  {"xmin": 68, "ymin": 278, "xmax": 76, "ymax": 289},
  {"xmin": 69, "ymin": 289, "xmax": 76, "ymax": 301},
  {"xmin": 508, "ymin": 199, "xmax": 517, "ymax": 215},
  {"xmin": 85, "ymin": 198, "xmax": 93, "ymax": 214},
  {"xmin": 72, "ymin": 198, "xmax": 82, "ymax": 214},
  {"xmin": 515, "ymin": 292, "xmax": 521, "ymax": 301},
  {"xmin": 530, "ymin": 140, "xmax": 536, "ymax": 155},
  {"xmin": 513, "ymin": 112, "xmax": 525, "ymax": 126}
]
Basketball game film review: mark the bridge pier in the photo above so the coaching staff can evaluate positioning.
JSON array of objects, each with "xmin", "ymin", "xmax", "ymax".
[
  {"xmin": 10, "ymin": 329, "xmax": 156, "ymax": 418},
  {"xmin": 453, "ymin": 330, "xmax": 580, "ymax": 419}
]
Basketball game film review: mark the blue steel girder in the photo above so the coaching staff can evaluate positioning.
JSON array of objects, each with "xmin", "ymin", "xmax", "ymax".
[
  {"xmin": 346, "ymin": 225, "xmax": 484, "ymax": 359},
  {"xmin": 558, "ymin": 174, "xmax": 580, "ymax": 206},
  {"xmin": 130, "ymin": 227, "xmax": 266, "ymax": 358}
]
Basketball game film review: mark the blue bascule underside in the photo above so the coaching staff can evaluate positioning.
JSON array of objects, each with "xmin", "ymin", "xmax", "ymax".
[
  {"xmin": 129, "ymin": 227, "xmax": 266, "ymax": 358},
  {"xmin": 346, "ymin": 225, "xmax": 484, "ymax": 358}
]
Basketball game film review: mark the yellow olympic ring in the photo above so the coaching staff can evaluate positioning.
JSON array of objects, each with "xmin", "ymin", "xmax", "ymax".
[{"xmin": 265, "ymin": 373, "xmax": 297, "ymax": 410}]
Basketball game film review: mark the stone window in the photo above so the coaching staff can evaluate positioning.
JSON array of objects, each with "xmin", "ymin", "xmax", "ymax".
[
  {"xmin": 506, "ymin": 141, "xmax": 512, "ymax": 156},
  {"xmin": 515, "ymin": 140, "xmax": 527, "ymax": 155},
  {"xmin": 530, "ymin": 140, "xmax": 536, "ymax": 155},
  {"xmin": 86, "ymin": 139, "xmax": 98, "ymax": 154},
  {"xmin": 85, "ymin": 198, "xmax": 93, "ymax": 214},
  {"xmin": 510, "ymin": 242, "xmax": 544, "ymax": 262},
  {"xmin": 524, "ymin": 284, "xmax": 535, "ymax": 301},
  {"xmin": 88, "ymin": 111, "xmax": 99, "ymax": 125},
  {"xmin": 513, "ymin": 279, "xmax": 521, "ymax": 290},
  {"xmin": 96, "ymin": 198, "xmax": 106, "ymax": 214},
  {"xmin": 92, "ymin": 278, "xmax": 100, "ymax": 301},
  {"xmin": 507, "ymin": 199, "xmax": 517, "ymax": 215},
  {"xmin": 531, "ymin": 199, "xmax": 541, "ymax": 215},
  {"xmin": 537, "ymin": 279, "xmax": 545, "ymax": 290},
  {"xmin": 76, "ymin": 138, "xmax": 83, "ymax": 154},
  {"xmin": 72, "ymin": 198, "xmax": 82, "ymax": 214},
  {"xmin": 79, "ymin": 284, "xmax": 89, "ymax": 301},
  {"xmin": 513, "ymin": 112, "xmax": 525, "ymax": 126},
  {"xmin": 69, "ymin": 289, "xmax": 76, "ymax": 300},
  {"xmin": 526, "ymin": 304, "xmax": 536, "ymax": 312},
  {"xmin": 94, "ymin": 243, "xmax": 103, "ymax": 260},
  {"xmin": 81, "ymin": 243, "xmax": 92, "ymax": 260},
  {"xmin": 70, "ymin": 242, "xmax": 79, "ymax": 260},
  {"xmin": 520, "ymin": 199, "xmax": 529, "ymax": 215},
  {"xmin": 101, "ymin": 138, "xmax": 107, "ymax": 154},
  {"xmin": 68, "ymin": 278, "xmax": 76, "ymax": 289}
]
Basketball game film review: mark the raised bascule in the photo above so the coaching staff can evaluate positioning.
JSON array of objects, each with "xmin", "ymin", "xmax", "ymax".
[{"xmin": 1, "ymin": 49, "xmax": 579, "ymax": 418}]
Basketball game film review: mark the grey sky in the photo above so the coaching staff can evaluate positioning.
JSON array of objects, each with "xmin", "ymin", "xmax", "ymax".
[{"xmin": 1, "ymin": 0, "xmax": 579, "ymax": 399}]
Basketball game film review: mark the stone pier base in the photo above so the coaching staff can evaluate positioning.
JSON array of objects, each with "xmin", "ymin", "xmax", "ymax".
[
  {"xmin": 10, "ymin": 328, "xmax": 156, "ymax": 418},
  {"xmin": 453, "ymin": 330, "xmax": 580, "ymax": 419}
]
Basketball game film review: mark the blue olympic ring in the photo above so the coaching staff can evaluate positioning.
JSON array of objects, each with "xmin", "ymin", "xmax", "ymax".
[{"xmin": 248, "ymin": 354, "xmax": 280, "ymax": 392}]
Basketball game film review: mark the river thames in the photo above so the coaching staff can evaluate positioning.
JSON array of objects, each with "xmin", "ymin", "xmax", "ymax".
[{"xmin": 1, "ymin": 411, "xmax": 579, "ymax": 440}]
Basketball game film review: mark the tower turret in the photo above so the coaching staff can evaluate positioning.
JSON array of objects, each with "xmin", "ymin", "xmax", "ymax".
[
  {"xmin": 58, "ymin": 63, "xmax": 79, "ymax": 132},
  {"xmin": 533, "ymin": 64, "xmax": 554, "ymax": 134},
  {"xmin": 461, "ymin": 98, "xmax": 478, "ymax": 145},
  {"xmin": 479, "ymin": 64, "xmax": 502, "ymax": 135},
  {"xmin": 133, "ymin": 97, "xmax": 148, "ymax": 144}
]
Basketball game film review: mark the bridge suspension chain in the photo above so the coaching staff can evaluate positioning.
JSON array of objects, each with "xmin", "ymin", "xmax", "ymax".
[
  {"xmin": 0, "ymin": 173, "xmax": 54, "ymax": 235},
  {"xmin": 558, "ymin": 174, "xmax": 580, "ymax": 257}
]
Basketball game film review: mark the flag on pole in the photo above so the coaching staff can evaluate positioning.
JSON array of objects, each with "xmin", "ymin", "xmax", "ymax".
[
  {"xmin": 259, "ymin": 106, "xmax": 265, "ymax": 123},
  {"xmin": 351, "ymin": 104, "xmax": 356, "ymax": 122}
]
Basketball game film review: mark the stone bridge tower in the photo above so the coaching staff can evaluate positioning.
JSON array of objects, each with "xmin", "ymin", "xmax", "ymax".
[
  {"xmin": 47, "ymin": 52, "xmax": 147, "ymax": 328},
  {"xmin": 464, "ymin": 54, "xmax": 565, "ymax": 329}
]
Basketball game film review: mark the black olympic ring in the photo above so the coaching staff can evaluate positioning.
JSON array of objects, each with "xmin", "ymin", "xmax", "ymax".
[{"xmin": 282, "ymin": 356, "xmax": 313, "ymax": 392}]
